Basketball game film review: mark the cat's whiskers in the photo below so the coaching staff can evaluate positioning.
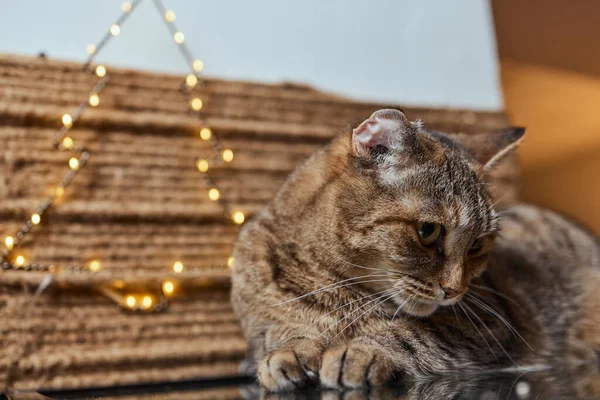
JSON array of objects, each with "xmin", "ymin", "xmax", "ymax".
[
  {"xmin": 468, "ymin": 283, "xmax": 523, "ymax": 310},
  {"xmin": 331, "ymin": 290, "xmax": 401, "ymax": 341},
  {"xmin": 302, "ymin": 287, "xmax": 398, "ymax": 336},
  {"xmin": 399, "ymin": 287, "xmax": 419, "ymax": 316},
  {"xmin": 339, "ymin": 258, "xmax": 437, "ymax": 297},
  {"xmin": 494, "ymin": 205, "xmax": 520, "ymax": 218},
  {"xmin": 399, "ymin": 276, "xmax": 433, "ymax": 292},
  {"xmin": 305, "ymin": 280, "xmax": 425, "ymax": 336},
  {"xmin": 409, "ymin": 285, "xmax": 436, "ymax": 300},
  {"xmin": 451, "ymin": 304, "xmax": 460, "ymax": 322},
  {"xmin": 391, "ymin": 293, "xmax": 417, "ymax": 321},
  {"xmin": 408, "ymin": 293, "xmax": 421, "ymax": 316},
  {"xmin": 339, "ymin": 259, "xmax": 397, "ymax": 275},
  {"xmin": 506, "ymin": 369, "xmax": 535, "ymax": 400},
  {"xmin": 322, "ymin": 289, "xmax": 401, "ymax": 339},
  {"xmin": 465, "ymin": 293, "xmax": 534, "ymax": 352},
  {"xmin": 458, "ymin": 302, "xmax": 499, "ymax": 363},
  {"xmin": 461, "ymin": 301, "xmax": 519, "ymax": 366},
  {"xmin": 398, "ymin": 278, "xmax": 437, "ymax": 301},
  {"xmin": 490, "ymin": 192, "xmax": 512, "ymax": 209},
  {"xmin": 272, "ymin": 279, "xmax": 396, "ymax": 334},
  {"xmin": 264, "ymin": 273, "xmax": 391, "ymax": 308}
]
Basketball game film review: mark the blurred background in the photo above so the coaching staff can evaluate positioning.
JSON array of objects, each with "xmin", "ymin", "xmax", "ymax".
[
  {"xmin": 493, "ymin": 0, "xmax": 600, "ymax": 235},
  {"xmin": 0, "ymin": 0, "xmax": 502, "ymax": 108},
  {"xmin": 2, "ymin": 0, "xmax": 597, "ymax": 233},
  {"xmin": 1, "ymin": 0, "xmax": 599, "ymax": 396}
]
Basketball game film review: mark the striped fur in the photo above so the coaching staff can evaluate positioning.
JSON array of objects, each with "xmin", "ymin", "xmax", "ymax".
[{"xmin": 230, "ymin": 110, "xmax": 600, "ymax": 393}]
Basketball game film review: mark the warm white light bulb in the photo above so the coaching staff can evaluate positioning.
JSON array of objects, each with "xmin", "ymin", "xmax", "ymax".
[
  {"xmin": 89, "ymin": 94, "xmax": 100, "ymax": 107},
  {"xmin": 110, "ymin": 24, "xmax": 121, "ymax": 36},
  {"xmin": 62, "ymin": 114, "xmax": 73, "ymax": 127},
  {"xmin": 95, "ymin": 65, "xmax": 107, "ymax": 77},
  {"xmin": 173, "ymin": 261, "xmax": 184, "ymax": 273},
  {"xmin": 222, "ymin": 149, "xmax": 234, "ymax": 163},
  {"xmin": 164, "ymin": 10, "xmax": 176, "ymax": 22},
  {"xmin": 193, "ymin": 60, "xmax": 204, "ymax": 72},
  {"xmin": 227, "ymin": 256, "xmax": 235, "ymax": 268},
  {"xmin": 200, "ymin": 127, "xmax": 212, "ymax": 140},
  {"xmin": 87, "ymin": 44, "xmax": 96, "ymax": 54},
  {"xmin": 186, "ymin": 74, "xmax": 197, "ymax": 87},
  {"xmin": 208, "ymin": 188, "xmax": 220, "ymax": 201},
  {"xmin": 162, "ymin": 280, "xmax": 175, "ymax": 295},
  {"xmin": 31, "ymin": 213, "xmax": 41, "ymax": 225},
  {"xmin": 15, "ymin": 255, "xmax": 25, "ymax": 266},
  {"xmin": 196, "ymin": 159, "xmax": 209, "ymax": 172},
  {"xmin": 62, "ymin": 136, "xmax": 74, "ymax": 149},
  {"xmin": 122, "ymin": 2, "xmax": 132, "ymax": 12},
  {"xmin": 69, "ymin": 157, "xmax": 80, "ymax": 170},
  {"xmin": 55, "ymin": 187, "xmax": 65, "ymax": 197},
  {"xmin": 142, "ymin": 295, "xmax": 153, "ymax": 309},
  {"xmin": 89, "ymin": 260, "xmax": 101, "ymax": 272},
  {"xmin": 190, "ymin": 98, "xmax": 203, "ymax": 111},
  {"xmin": 233, "ymin": 211, "xmax": 245, "ymax": 225},
  {"xmin": 4, "ymin": 236, "xmax": 14, "ymax": 250},
  {"xmin": 126, "ymin": 295, "xmax": 136, "ymax": 308},
  {"xmin": 174, "ymin": 32, "xmax": 185, "ymax": 44}
]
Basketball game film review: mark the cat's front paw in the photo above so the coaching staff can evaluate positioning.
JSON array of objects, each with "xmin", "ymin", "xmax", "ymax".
[
  {"xmin": 320, "ymin": 341, "xmax": 395, "ymax": 389},
  {"xmin": 258, "ymin": 339, "xmax": 322, "ymax": 391}
]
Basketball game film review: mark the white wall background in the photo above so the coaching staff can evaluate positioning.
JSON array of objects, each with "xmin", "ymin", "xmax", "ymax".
[{"xmin": 0, "ymin": 0, "xmax": 503, "ymax": 110}]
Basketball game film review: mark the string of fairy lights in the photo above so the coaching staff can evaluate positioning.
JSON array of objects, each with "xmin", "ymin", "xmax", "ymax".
[{"xmin": 0, "ymin": 0, "xmax": 243, "ymax": 312}]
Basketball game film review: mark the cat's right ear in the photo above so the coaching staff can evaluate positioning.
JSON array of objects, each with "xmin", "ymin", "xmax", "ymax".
[
  {"xmin": 455, "ymin": 127, "xmax": 525, "ymax": 171},
  {"xmin": 352, "ymin": 109, "xmax": 417, "ymax": 157}
]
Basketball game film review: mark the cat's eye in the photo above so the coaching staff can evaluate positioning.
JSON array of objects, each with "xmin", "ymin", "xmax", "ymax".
[
  {"xmin": 468, "ymin": 237, "xmax": 486, "ymax": 255},
  {"xmin": 416, "ymin": 222, "xmax": 443, "ymax": 246}
]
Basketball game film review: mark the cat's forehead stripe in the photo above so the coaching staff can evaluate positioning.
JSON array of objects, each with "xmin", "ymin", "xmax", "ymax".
[
  {"xmin": 457, "ymin": 203, "xmax": 473, "ymax": 229},
  {"xmin": 379, "ymin": 165, "xmax": 423, "ymax": 189},
  {"xmin": 378, "ymin": 160, "xmax": 493, "ymax": 233}
]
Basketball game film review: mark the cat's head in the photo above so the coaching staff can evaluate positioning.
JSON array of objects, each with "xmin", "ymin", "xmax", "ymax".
[{"xmin": 335, "ymin": 109, "xmax": 524, "ymax": 317}]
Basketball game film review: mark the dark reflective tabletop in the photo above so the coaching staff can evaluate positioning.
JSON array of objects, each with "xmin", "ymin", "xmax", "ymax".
[{"xmin": 4, "ymin": 361, "xmax": 599, "ymax": 400}]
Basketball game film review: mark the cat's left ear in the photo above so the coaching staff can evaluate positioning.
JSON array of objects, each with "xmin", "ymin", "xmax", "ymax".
[
  {"xmin": 461, "ymin": 127, "xmax": 526, "ymax": 171},
  {"xmin": 351, "ymin": 109, "xmax": 417, "ymax": 157}
]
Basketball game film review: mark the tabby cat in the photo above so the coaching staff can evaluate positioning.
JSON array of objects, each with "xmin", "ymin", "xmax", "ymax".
[{"xmin": 230, "ymin": 109, "xmax": 600, "ymax": 394}]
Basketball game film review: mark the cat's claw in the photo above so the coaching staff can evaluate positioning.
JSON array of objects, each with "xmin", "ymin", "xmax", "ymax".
[
  {"xmin": 258, "ymin": 340, "xmax": 322, "ymax": 391},
  {"xmin": 320, "ymin": 341, "xmax": 395, "ymax": 389}
]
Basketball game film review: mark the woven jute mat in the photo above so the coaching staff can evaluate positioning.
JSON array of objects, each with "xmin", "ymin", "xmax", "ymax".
[{"xmin": 0, "ymin": 54, "xmax": 514, "ymax": 390}]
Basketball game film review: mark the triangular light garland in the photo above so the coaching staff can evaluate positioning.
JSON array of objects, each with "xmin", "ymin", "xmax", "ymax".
[{"xmin": 1, "ymin": 0, "xmax": 243, "ymax": 311}]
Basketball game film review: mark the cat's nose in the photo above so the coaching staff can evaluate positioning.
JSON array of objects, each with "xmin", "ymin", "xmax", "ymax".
[{"xmin": 441, "ymin": 286, "xmax": 461, "ymax": 300}]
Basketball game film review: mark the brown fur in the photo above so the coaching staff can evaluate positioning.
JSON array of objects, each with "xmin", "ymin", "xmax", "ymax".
[{"xmin": 231, "ymin": 110, "xmax": 600, "ymax": 392}]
